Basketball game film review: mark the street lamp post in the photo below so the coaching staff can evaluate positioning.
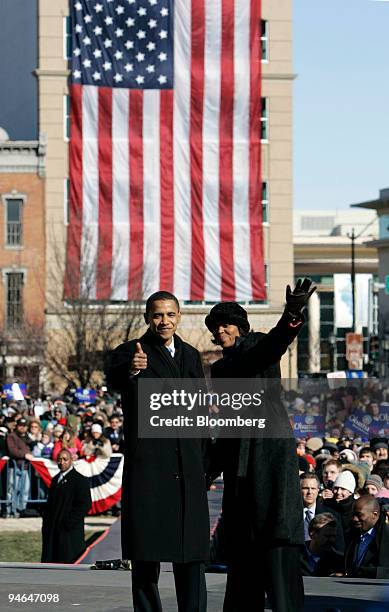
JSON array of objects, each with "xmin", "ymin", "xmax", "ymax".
[
  {"xmin": 382, "ymin": 335, "xmax": 389, "ymax": 378},
  {"xmin": 347, "ymin": 218, "xmax": 377, "ymax": 334},
  {"xmin": 347, "ymin": 227, "xmax": 356, "ymax": 333},
  {"xmin": 328, "ymin": 331, "xmax": 337, "ymax": 372}
]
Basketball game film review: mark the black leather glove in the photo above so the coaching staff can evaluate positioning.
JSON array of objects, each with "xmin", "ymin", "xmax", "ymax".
[{"xmin": 285, "ymin": 278, "xmax": 316, "ymax": 315}]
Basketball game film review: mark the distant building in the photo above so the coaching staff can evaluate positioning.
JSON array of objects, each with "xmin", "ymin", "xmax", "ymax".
[
  {"xmin": 0, "ymin": 0, "xmax": 45, "ymax": 394},
  {"xmin": 352, "ymin": 188, "xmax": 389, "ymax": 376},
  {"xmin": 37, "ymin": 0, "xmax": 299, "ymax": 385},
  {"xmin": 0, "ymin": 128, "xmax": 46, "ymax": 393},
  {"xmin": 294, "ymin": 209, "xmax": 378, "ymax": 375}
]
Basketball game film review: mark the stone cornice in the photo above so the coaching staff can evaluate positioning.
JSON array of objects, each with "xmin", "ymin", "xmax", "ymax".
[
  {"xmin": 0, "ymin": 134, "xmax": 47, "ymax": 177},
  {"xmin": 33, "ymin": 69, "xmax": 296, "ymax": 81},
  {"xmin": 34, "ymin": 69, "xmax": 70, "ymax": 78},
  {"xmin": 263, "ymin": 72, "xmax": 297, "ymax": 81}
]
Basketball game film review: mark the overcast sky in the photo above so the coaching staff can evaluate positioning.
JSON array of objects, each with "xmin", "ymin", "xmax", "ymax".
[{"xmin": 293, "ymin": 0, "xmax": 389, "ymax": 210}]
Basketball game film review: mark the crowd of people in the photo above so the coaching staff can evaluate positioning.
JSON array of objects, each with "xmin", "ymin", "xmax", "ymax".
[
  {"xmin": 286, "ymin": 378, "xmax": 389, "ymax": 439},
  {"xmin": 208, "ymin": 432, "xmax": 389, "ymax": 580},
  {"xmin": 2, "ymin": 283, "xmax": 389, "ymax": 612},
  {"xmin": 2, "ymin": 369, "xmax": 389, "ymax": 585},
  {"xmin": 0, "ymin": 389, "xmax": 124, "ymax": 517},
  {"xmin": 275, "ymin": 380, "xmax": 389, "ymax": 579},
  {"xmin": 297, "ymin": 433, "xmax": 389, "ymax": 578}
]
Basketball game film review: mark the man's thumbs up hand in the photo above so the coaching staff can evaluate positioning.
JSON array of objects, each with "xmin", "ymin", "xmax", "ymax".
[{"xmin": 131, "ymin": 342, "xmax": 148, "ymax": 373}]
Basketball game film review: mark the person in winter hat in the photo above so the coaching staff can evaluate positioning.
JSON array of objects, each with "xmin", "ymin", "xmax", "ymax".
[
  {"xmin": 205, "ymin": 278, "xmax": 316, "ymax": 612},
  {"xmin": 324, "ymin": 470, "xmax": 356, "ymax": 544},
  {"xmin": 333, "ymin": 471, "xmax": 356, "ymax": 498},
  {"xmin": 339, "ymin": 449, "xmax": 357, "ymax": 464},
  {"xmin": 365, "ymin": 475, "xmax": 384, "ymax": 497}
]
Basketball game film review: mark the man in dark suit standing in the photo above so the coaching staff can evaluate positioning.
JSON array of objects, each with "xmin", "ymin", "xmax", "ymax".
[
  {"xmin": 106, "ymin": 291, "xmax": 209, "ymax": 612},
  {"xmin": 345, "ymin": 495, "xmax": 389, "ymax": 578},
  {"xmin": 41, "ymin": 449, "xmax": 91, "ymax": 563},
  {"xmin": 300, "ymin": 473, "xmax": 344, "ymax": 552}
]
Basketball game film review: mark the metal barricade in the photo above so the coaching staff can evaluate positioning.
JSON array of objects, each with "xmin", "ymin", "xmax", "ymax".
[{"xmin": 0, "ymin": 458, "xmax": 48, "ymax": 517}]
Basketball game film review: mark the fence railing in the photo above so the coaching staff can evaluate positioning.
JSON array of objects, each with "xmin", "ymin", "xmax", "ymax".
[{"xmin": 0, "ymin": 459, "xmax": 48, "ymax": 517}]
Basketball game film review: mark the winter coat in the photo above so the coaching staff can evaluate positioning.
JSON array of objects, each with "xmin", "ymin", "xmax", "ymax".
[
  {"xmin": 81, "ymin": 436, "xmax": 112, "ymax": 460},
  {"xmin": 41, "ymin": 467, "xmax": 91, "ymax": 563},
  {"xmin": 6, "ymin": 432, "xmax": 32, "ymax": 468},
  {"xmin": 323, "ymin": 495, "xmax": 355, "ymax": 546},
  {"xmin": 104, "ymin": 426, "xmax": 124, "ymax": 453},
  {"xmin": 314, "ymin": 499, "xmax": 345, "ymax": 553},
  {"xmin": 300, "ymin": 545, "xmax": 344, "ymax": 576},
  {"xmin": 345, "ymin": 513, "xmax": 389, "ymax": 578},
  {"xmin": 207, "ymin": 310, "xmax": 305, "ymax": 558},
  {"xmin": 106, "ymin": 329, "xmax": 209, "ymax": 563},
  {"xmin": 341, "ymin": 462, "xmax": 367, "ymax": 491}
]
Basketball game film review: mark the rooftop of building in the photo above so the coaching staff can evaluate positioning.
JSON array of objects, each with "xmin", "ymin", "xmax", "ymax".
[{"xmin": 294, "ymin": 208, "xmax": 378, "ymax": 241}]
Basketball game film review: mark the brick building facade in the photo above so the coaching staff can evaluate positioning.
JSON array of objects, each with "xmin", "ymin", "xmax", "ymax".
[{"xmin": 0, "ymin": 129, "xmax": 46, "ymax": 393}]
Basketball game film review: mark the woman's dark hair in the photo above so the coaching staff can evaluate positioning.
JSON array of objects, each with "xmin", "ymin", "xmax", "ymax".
[{"xmin": 373, "ymin": 460, "xmax": 389, "ymax": 479}]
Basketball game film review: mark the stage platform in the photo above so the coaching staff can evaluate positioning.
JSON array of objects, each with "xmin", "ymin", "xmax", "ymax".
[
  {"xmin": 0, "ymin": 564, "xmax": 388, "ymax": 612},
  {"xmin": 1, "ymin": 483, "xmax": 388, "ymax": 610}
]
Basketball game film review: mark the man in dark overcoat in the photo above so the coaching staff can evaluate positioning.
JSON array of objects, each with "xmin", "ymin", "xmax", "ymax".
[
  {"xmin": 345, "ymin": 495, "xmax": 389, "ymax": 578},
  {"xmin": 205, "ymin": 279, "xmax": 316, "ymax": 612},
  {"xmin": 41, "ymin": 449, "xmax": 91, "ymax": 563},
  {"xmin": 106, "ymin": 291, "xmax": 209, "ymax": 612}
]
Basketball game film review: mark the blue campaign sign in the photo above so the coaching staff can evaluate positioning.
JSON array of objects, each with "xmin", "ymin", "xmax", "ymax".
[
  {"xmin": 293, "ymin": 415, "xmax": 325, "ymax": 437},
  {"xmin": 346, "ymin": 371, "xmax": 365, "ymax": 379},
  {"xmin": 75, "ymin": 388, "xmax": 97, "ymax": 404},
  {"xmin": 343, "ymin": 410, "xmax": 371, "ymax": 439},
  {"xmin": 3, "ymin": 383, "xmax": 27, "ymax": 400},
  {"xmin": 369, "ymin": 404, "xmax": 389, "ymax": 436}
]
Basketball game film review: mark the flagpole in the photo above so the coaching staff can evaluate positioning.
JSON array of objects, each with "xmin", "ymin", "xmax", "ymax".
[{"xmin": 346, "ymin": 228, "xmax": 356, "ymax": 332}]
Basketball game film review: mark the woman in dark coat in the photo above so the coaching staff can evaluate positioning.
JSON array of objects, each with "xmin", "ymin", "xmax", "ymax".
[{"xmin": 205, "ymin": 279, "xmax": 315, "ymax": 612}]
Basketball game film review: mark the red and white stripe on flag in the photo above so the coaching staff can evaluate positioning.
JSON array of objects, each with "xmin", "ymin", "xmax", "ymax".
[{"xmin": 65, "ymin": 0, "xmax": 265, "ymax": 302}]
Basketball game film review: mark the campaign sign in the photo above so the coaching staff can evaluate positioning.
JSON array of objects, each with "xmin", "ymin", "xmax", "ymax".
[
  {"xmin": 369, "ymin": 404, "xmax": 389, "ymax": 436},
  {"xmin": 343, "ymin": 410, "xmax": 371, "ymax": 439},
  {"xmin": 3, "ymin": 383, "xmax": 27, "ymax": 400},
  {"xmin": 345, "ymin": 371, "xmax": 365, "ymax": 379},
  {"xmin": 293, "ymin": 415, "xmax": 325, "ymax": 437},
  {"xmin": 75, "ymin": 388, "xmax": 97, "ymax": 404}
]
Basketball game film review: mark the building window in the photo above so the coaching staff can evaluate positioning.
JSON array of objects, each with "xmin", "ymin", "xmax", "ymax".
[
  {"xmin": 5, "ymin": 198, "xmax": 23, "ymax": 247},
  {"xmin": 64, "ymin": 95, "xmax": 70, "ymax": 141},
  {"xmin": 64, "ymin": 178, "xmax": 70, "ymax": 225},
  {"xmin": 261, "ymin": 20, "xmax": 268, "ymax": 61},
  {"xmin": 262, "ymin": 181, "xmax": 268, "ymax": 223},
  {"xmin": 261, "ymin": 97, "xmax": 268, "ymax": 141},
  {"xmin": 264, "ymin": 263, "xmax": 269, "ymax": 287},
  {"xmin": 63, "ymin": 16, "xmax": 72, "ymax": 61},
  {"xmin": 6, "ymin": 272, "xmax": 24, "ymax": 328}
]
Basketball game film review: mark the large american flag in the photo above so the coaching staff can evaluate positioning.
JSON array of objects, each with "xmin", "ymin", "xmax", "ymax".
[{"xmin": 65, "ymin": 0, "xmax": 265, "ymax": 302}]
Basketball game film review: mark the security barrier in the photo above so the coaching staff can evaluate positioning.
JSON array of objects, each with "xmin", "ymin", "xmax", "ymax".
[
  {"xmin": 0, "ymin": 458, "xmax": 48, "ymax": 517},
  {"xmin": 0, "ymin": 454, "xmax": 123, "ymax": 516}
]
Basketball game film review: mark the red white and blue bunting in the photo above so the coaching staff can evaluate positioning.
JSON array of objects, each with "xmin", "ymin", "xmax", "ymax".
[{"xmin": 1, "ymin": 454, "xmax": 123, "ymax": 515}]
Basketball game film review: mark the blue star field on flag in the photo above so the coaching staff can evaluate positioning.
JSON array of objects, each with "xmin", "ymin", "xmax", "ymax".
[{"xmin": 71, "ymin": 0, "xmax": 173, "ymax": 89}]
